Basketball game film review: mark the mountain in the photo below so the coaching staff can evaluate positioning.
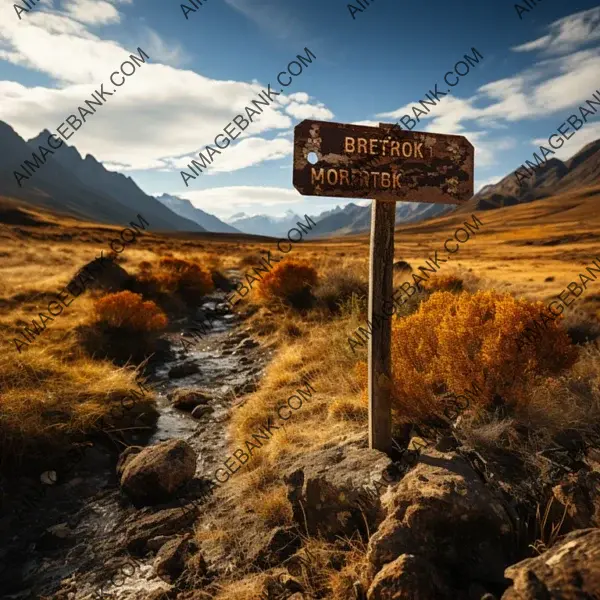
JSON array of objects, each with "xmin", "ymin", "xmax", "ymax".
[
  {"xmin": 155, "ymin": 194, "xmax": 240, "ymax": 234},
  {"xmin": 467, "ymin": 139, "xmax": 600, "ymax": 211},
  {"xmin": 23, "ymin": 129, "xmax": 204, "ymax": 232},
  {"xmin": 311, "ymin": 201, "xmax": 453, "ymax": 237},
  {"xmin": 227, "ymin": 212, "xmax": 248, "ymax": 222},
  {"xmin": 229, "ymin": 210, "xmax": 303, "ymax": 237}
]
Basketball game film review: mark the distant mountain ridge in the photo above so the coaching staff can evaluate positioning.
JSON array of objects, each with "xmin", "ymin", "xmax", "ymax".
[
  {"xmin": 156, "ymin": 194, "xmax": 240, "ymax": 234},
  {"xmin": 0, "ymin": 120, "xmax": 205, "ymax": 232},
  {"xmin": 27, "ymin": 129, "xmax": 206, "ymax": 232},
  {"xmin": 228, "ymin": 210, "xmax": 304, "ymax": 237},
  {"xmin": 467, "ymin": 139, "xmax": 600, "ymax": 211},
  {"xmin": 309, "ymin": 201, "xmax": 453, "ymax": 237}
]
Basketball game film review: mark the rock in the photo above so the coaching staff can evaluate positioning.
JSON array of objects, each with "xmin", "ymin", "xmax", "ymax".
[
  {"xmin": 282, "ymin": 434, "xmax": 394, "ymax": 541},
  {"xmin": 228, "ymin": 331, "xmax": 249, "ymax": 342},
  {"xmin": 501, "ymin": 528, "xmax": 600, "ymax": 599},
  {"xmin": 46, "ymin": 523, "xmax": 71, "ymax": 539},
  {"xmin": 367, "ymin": 449, "xmax": 513, "ymax": 585},
  {"xmin": 168, "ymin": 362, "xmax": 200, "ymax": 379},
  {"xmin": 36, "ymin": 524, "xmax": 74, "ymax": 551},
  {"xmin": 468, "ymin": 583, "xmax": 495, "ymax": 600},
  {"xmin": 119, "ymin": 440, "xmax": 197, "ymax": 507},
  {"xmin": 367, "ymin": 554, "xmax": 452, "ymax": 599},
  {"xmin": 278, "ymin": 574, "xmax": 304, "ymax": 595},
  {"xmin": 154, "ymin": 535, "xmax": 203, "ymax": 584},
  {"xmin": 552, "ymin": 471, "xmax": 600, "ymax": 529},
  {"xmin": 147, "ymin": 535, "xmax": 176, "ymax": 552},
  {"xmin": 237, "ymin": 337, "xmax": 259, "ymax": 350},
  {"xmin": 435, "ymin": 435, "xmax": 459, "ymax": 452},
  {"xmin": 191, "ymin": 405, "xmax": 214, "ymax": 420},
  {"xmin": 40, "ymin": 471, "xmax": 57, "ymax": 485},
  {"xmin": 233, "ymin": 380, "xmax": 258, "ymax": 395},
  {"xmin": 250, "ymin": 526, "xmax": 301, "ymax": 568},
  {"xmin": 68, "ymin": 255, "xmax": 132, "ymax": 293},
  {"xmin": 211, "ymin": 271, "xmax": 234, "ymax": 292},
  {"xmin": 167, "ymin": 389, "xmax": 210, "ymax": 411},
  {"xmin": 116, "ymin": 446, "xmax": 143, "ymax": 479},
  {"xmin": 125, "ymin": 508, "xmax": 199, "ymax": 555},
  {"xmin": 392, "ymin": 260, "xmax": 412, "ymax": 273}
]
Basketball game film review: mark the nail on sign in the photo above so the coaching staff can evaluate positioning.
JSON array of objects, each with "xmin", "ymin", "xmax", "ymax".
[{"xmin": 293, "ymin": 119, "xmax": 474, "ymax": 204}]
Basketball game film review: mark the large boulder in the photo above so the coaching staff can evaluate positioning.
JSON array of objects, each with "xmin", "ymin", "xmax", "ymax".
[
  {"xmin": 118, "ymin": 440, "xmax": 197, "ymax": 507},
  {"xmin": 367, "ymin": 449, "xmax": 513, "ymax": 585},
  {"xmin": 282, "ymin": 434, "xmax": 396, "ymax": 540},
  {"xmin": 501, "ymin": 528, "xmax": 600, "ymax": 599},
  {"xmin": 367, "ymin": 554, "xmax": 452, "ymax": 600}
]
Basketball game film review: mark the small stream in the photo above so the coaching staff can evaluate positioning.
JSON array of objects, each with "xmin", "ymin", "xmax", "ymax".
[{"xmin": 0, "ymin": 280, "xmax": 270, "ymax": 599}]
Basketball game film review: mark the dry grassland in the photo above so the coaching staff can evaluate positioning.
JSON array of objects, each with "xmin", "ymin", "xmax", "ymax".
[{"xmin": 2, "ymin": 187, "xmax": 600, "ymax": 598}]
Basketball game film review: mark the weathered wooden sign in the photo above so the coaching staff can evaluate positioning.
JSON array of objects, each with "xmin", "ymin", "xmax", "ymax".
[
  {"xmin": 292, "ymin": 120, "xmax": 475, "ymax": 453},
  {"xmin": 293, "ymin": 119, "xmax": 474, "ymax": 204}
]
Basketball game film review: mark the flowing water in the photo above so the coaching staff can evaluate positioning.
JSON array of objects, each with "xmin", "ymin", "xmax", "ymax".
[{"xmin": 0, "ymin": 281, "xmax": 268, "ymax": 599}]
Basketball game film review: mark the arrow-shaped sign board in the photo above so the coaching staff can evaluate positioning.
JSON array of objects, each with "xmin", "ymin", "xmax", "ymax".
[{"xmin": 293, "ymin": 119, "xmax": 474, "ymax": 204}]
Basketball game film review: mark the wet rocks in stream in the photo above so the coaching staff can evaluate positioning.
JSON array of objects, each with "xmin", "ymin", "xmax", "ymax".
[
  {"xmin": 118, "ymin": 440, "xmax": 197, "ymax": 507},
  {"xmin": 167, "ymin": 389, "xmax": 211, "ymax": 411},
  {"xmin": 191, "ymin": 405, "xmax": 215, "ymax": 420},
  {"xmin": 168, "ymin": 362, "xmax": 200, "ymax": 379}
]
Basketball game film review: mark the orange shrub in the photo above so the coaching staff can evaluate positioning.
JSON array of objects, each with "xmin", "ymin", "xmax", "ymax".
[
  {"xmin": 139, "ymin": 257, "xmax": 214, "ymax": 303},
  {"xmin": 93, "ymin": 291, "xmax": 168, "ymax": 332},
  {"xmin": 381, "ymin": 290, "xmax": 576, "ymax": 420},
  {"xmin": 257, "ymin": 260, "xmax": 318, "ymax": 307},
  {"xmin": 421, "ymin": 273, "xmax": 464, "ymax": 293}
]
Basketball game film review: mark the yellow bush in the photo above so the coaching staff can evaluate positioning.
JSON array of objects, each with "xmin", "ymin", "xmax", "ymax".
[
  {"xmin": 139, "ymin": 257, "xmax": 214, "ymax": 303},
  {"xmin": 93, "ymin": 291, "xmax": 168, "ymax": 332},
  {"xmin": 421, "ymin": 273, "xmax": 464, "ymax": 293},
  {"xmin": 257, "ymin": 260, "xmax": 318, "ymax": 307},
  {"xmin": 364, "ymin": 291, "xmax": 578, "ymax": 421}
]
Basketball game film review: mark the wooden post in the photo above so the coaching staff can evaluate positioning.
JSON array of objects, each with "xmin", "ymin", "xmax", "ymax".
[
  {"xmin": 368, "ymin": 199, "xmax": 395, "ymax": 452},
  {"xmin": 292, "ymin": 119, "xmax": 474, "ymax": 453}
]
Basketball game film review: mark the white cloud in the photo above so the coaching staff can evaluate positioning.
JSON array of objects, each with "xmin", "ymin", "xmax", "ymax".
[
  {"xmin": 532, "ymin": 121, "xmax": 600, "ymax": 161},
  {"xmin": 350, "ymin": 119, "xmax": 380, "ymax": 127},
  {"xmin": 169, "ymin": 137, "xmax": 292, "ymax": 174},
  {"xmin": 62, "ymin": 0, "xmax": 121, "ymax": 25},
  {"xmin": 177, "ymin": 186, "xmax": 302, "ymax": 218},
  {"xmin": 137, "ymin": 27, "xmax": 190, "ymax": 68},
  {"xmin": 512, "ymin": 7, "xmax": 600, "ymax": 55},
  {"xmin": 287, "ymin": 92, "xmax": 310, "ymax": 103},
  {"xmin": 0, "ymin": 1, "xmax": 332, "ymax": 174},
  {"xmin": 284, "ymin": 101, "xmax": 333, "ymax": 120},
  {"xmin": 370, "ymin": 20, "xmax": 600, "ymax": 172}
]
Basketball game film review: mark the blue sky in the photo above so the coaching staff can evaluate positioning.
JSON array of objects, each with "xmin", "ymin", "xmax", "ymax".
[{"xmin": 1, "ymin": 0, "xmax": 600, "ymax": 219}]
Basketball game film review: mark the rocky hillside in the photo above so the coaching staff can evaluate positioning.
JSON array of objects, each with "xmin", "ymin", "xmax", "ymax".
[{"xmin": 468, "ymin": 139, "xmax": 600, "ymax": 211}]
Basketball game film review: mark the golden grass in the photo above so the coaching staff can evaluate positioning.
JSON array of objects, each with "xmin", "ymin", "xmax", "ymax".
[
  {"xmin": 2, "ymin": 190, "xmax": 600, "ymax": 598},
  {"xmin": 0, "ymin": 340, "xmax": 153, "ymax": 470}
]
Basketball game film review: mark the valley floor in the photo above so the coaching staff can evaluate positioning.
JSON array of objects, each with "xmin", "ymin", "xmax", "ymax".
[{"xmin": 1, "ymin": 187, "xmax": 600, "ymax": 599}]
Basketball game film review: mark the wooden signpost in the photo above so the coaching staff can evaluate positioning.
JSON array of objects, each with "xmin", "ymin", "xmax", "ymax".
[{"xmin": 292, "ymin": 119, "xmax": 474, "ymax": 452}]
